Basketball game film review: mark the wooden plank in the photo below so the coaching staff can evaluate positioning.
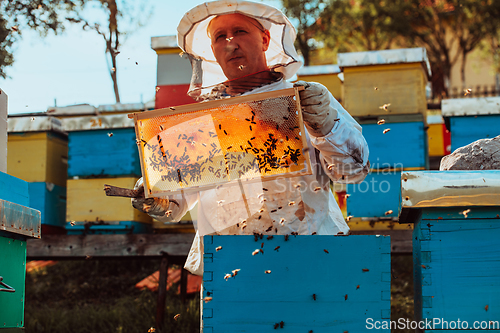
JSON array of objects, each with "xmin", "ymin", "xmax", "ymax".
[
  {"xmin": 203, "ymin": 235, "xmax": 391, "ymax": 332},
  {"xmin": 26, "ymin": 234, "xmax": 195, "ymax": 259}
]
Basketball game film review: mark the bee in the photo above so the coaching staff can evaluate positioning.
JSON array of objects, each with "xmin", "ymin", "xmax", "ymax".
[
  {"xmin": 165, "ymin": 210, "xmax": 172, "ymax": 217},
  {"xmin": 313, "ymin": 186, "xmax": 321, "ymax": 192},
  {"xmin": 111, "ymin": 67, "xmax": 116, "ymax": 72},
  {"xmin": 279, "ymin": 218, "xmax": 286, "ymax": 225},
  {"xmin": 257, "ymin": 193, "xmax": 265, "ymax": 199},
  {"xmin": 265, "ymin": 270, "xmax": 272, "ymax": 274},
  {"xmin": 85, "ymin": 255, "xmax": 92, "ymax": 260},
  {"xmin": 259, "ymin": 208, "xmax": 265, "ymax": 213},
  {"xmin": 274, "ymin": 246, "xmax": 280, "ymax": 251},
  {"xmin": 356, "ymin": 285, "xmax": 360, "ymax": 289},
  {"xmin": 169, "ymin": 107, "xmax": 175, "ymax": 110},
  {"xmin": 383, "ymin": 128, "xmax": 391, "ymax": 134},
  {"xmin": 384, "ymin": 210, "xmax": 393, "ymax": 215},
  {"xmin": 374, "ymin": 87, "xmax": 378, "ymax": 91},
  {"xmin": 344, "ymin": 294, "xmax": 348, "ymax": 301},
  {"xmin": 174, "ymin": 314, "xmax": 181, "ymax": 321},
  {"xmin": 280, "ymin": 321, "xmax": 284, "ymax": 328},
  {"xmin": 267, "ymin": 235, "xmax": 273, "ymax": 240},
  {"xmin": 294, "ymin": 184, "xmax": 301, "ymax": 189},
  {"xmin": 135, "ymin": 62, "xmax": 139, "ymax": 65},
  {"xmin": 232, "ymin": 268, "xmax": 241, "ymax": 277},
  {"xmin": 311, "ymin": 232, "xmax": 317, "ymax": 235},
  {"xmin": 217, "ymin": 200, "xmax": 225, "ymax": 206},
  {"xmin": 156, "ymin": 87, "xmax": 160, "ymax": 92},
  {"xmin": 216, "ymin": 246, "xmax": 222, "ymax": 252},
  {"xmin": 464, "ymin": 88, "xmax": 472, "ymax": 96},
  {"xmin": 148, "ymin": 328, "xmax": 156, "ymax": 333},
  {"xmin": 239, "ymin": 65, "xmax": 245, "ymax": 70},
  {"xmin": 260, "ymin": 249, "xmax": 264, "ymax": 254},
  {"xmin": 202, "ymin": 143, "xmax": 207, "ymax": 147},
  {"xmin": 379, "ymin": 103, "xmax": 391, "ymax": 111},
  {"xmin": 288, "ymin": 201, "xmax": 295, "ymax": 206},
  {"xmin": 30, "ymin": 117, "xmax": 36, "ymax": 121},
  {"xmin": 226, "ymin": 37, "xmax": 234, "ymax": 42},
  {"xmin": 203, "ymin": 296, "xmax": 213, "ymax": 303},
  {"xmin": 327, "ymin": 164, "xmax": 334, "ymax": 171},
  {"xmin": 362, "ymin": 268, "xmax": 369, "ymax": 272},
  {"xmin": 284, "ymin": 234, "xmax": 289, "ymax": 241},
  {"xmin": 324, "ymin": 249, "xmax": 329, "ymax": 254},
  {"xmin": 345, "ymin": 194, "xmax": 351, "ymax": 198},
  {"xmin": 261, "ymin": 242, "xmax": 264, "ymax": 248},
  {"xmin": 377, "ymin": 119, "xmax": 385, "ymax": 125},
  {"xmin": 337, "ymin": 231, "xmax": 344, "ymax": 235},
  {"xmin": 274, "ymin": 323, "xmax": 280, "ymax": 329},
  {"xmin": 266, "ymin": 226, "xmax": 273, "ymax": 232},
  {"xmin": 224, "ymin": 273, "xmax": 232, "ymax": 280},
  {"xmin": 312, "ymin": 294, "xmax": 316, "ymax": 301},
  {"xmin": 107, "ymin": 132, "xmax": 113, "ymax": 137},
  {"xmin": 346, "ymin": 215, "xmax": 353, "ymax": 221},
  {"xmin": 70, "ymin": 220, "xmax": 76, "ymax": 226},
  {"xmin": 252, "ymin": 249, "xmax": 260, "ymax": 256},
  {"xmin": 11, "ymin": 26, "xmax": 19, "ymax": 32},
  {"xmin": 461, "ymin": 208, "xmax": 471, "ymax": 218}
]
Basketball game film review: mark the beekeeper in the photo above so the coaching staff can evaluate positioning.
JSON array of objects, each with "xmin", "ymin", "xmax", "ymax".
[{"xmin": 132, "ymin": 0, "xmax": 369, "ymax": 275}]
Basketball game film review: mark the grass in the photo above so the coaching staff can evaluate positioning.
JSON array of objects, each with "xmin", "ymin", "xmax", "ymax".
[
  {"xmin": 25, "ymin": 259, "xmax": 200, "ymax": 333},
  {"xmin": 25, "ymin": 255, "xmax": 414, "ymax": 333}
]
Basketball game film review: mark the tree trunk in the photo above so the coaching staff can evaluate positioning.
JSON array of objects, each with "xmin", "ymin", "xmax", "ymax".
[{"xmin": 460, "ymin": 49, "xmax": 467, "ymax": 91}]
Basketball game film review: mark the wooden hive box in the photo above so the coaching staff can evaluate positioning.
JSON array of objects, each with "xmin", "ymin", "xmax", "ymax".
[
  {"xmin": 7, "ymin": 117, "xmax": 68, "ymax": 188},
  {"xmin": 296, "ymin": 64, "xmax": 343, "ymax": 102},
  {"xmin": 426, "ymin": 110, "xmax": 451, "ymax": 157},
  {"xmin": 202, "ymin": 235, "xmax": 391, "ymax": 332},
  {"xmin": 28, "ymin": 182, "xmax": 66, "ymax": 228},
  {"xmin": 400, "ymin": 170, "xmax": 500, "ymax": 331},
  {"xmin": 63, "ymin": 114, "xmax": 141, "ymax": 178},
  {"xmin": 346, "ymin": 170, "xmax": 401, "ymax": 220},
  {"xmin": 338, "ymin": 48, "xmax": 431, "ymax": 117},
  {"xmin": 66, "ymin": 177, "xmax": 152, "ymax": 234},
  {"xmin": 442, "ymin": 96, "xmax": 500, "ymax": 152},
  {"xmin": 358, "ymin": 114, "xmax": 428, "ymax": 170},
  {"xmin": 0, "ymin": 172, "xmax": 41, "ymax": 331}
]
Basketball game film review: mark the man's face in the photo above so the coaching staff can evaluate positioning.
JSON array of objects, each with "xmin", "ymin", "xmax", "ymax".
[{"xmin": 209, "ymin": 13, "xmax": 270, "ymax": 81}]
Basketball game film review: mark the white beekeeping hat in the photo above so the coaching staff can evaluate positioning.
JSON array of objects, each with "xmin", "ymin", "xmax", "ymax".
[{"xmin": 177, "ymin": 0, "xmax": 302, "ymax": 99}]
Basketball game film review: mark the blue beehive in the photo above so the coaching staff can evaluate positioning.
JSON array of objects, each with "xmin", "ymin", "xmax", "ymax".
[
  {"xmin": 202, "ymin": 235, "xmax": 391, "ymax": 332},
  {"xmin": 442, "ymin": 96, "xmax": 500, "ymax": 152},
  {"xmin": 68, "ymin": 128, "xmax": 141, "ymax": 178},
  {"xmin": 28, "ymin": 182, "xmax": 66, "ymax": 228},
  {"xmin": 400, "ymin": 170, "xmax": 500, "ymax": 331},
  {"xmin": 361, "ymin": 117, "xmax": 428, "ymax": 170},
  {"xmin": 346, "ymin": 170, "xmax": 401, "ymax": 219}
]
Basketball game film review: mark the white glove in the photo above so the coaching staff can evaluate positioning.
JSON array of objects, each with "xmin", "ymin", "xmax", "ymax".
[
  {"xmin": 294, "ymin": 81, "xmax": 338, "ymax": 137},
  {"xmin": 131, "ymin": 178, "xmax": 177, "ymax": 218}
]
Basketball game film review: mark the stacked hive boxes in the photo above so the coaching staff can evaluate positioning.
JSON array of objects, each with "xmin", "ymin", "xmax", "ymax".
[
  {"xmin": 63, "ymin": 113, "xmax": 153, "ymax": 234},
  {"xmin": 400, "ymin": 171, "xmax": 500, "ymax": 330},
  {"xmin": 337, "ymin": 48, "xmax": 431, "ymax": 221},
  {"xmin": 442, "ymin": 96, "xmax": 500, "ymax": 152},
  {"xmin": 7, "ymin": 116, "xmax": 68, "ymax": 234}
]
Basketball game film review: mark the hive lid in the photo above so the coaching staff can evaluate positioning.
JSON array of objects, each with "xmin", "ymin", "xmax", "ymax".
[
  {"xmin": 442, "ymin": 96, "xmax": 500, "ymax": 117},
  {"xmin": 7, "ymin": 116, "xmax": 65, "ymax": 134},
  {"xmin": 0, "ymin": 199, "xmax": 41, "ymax": 239},
  {"xmin": 297, "ymin": 64, "xmax": 341, "ymax": 76},
  {"xmin": 62, "ymin": 114, "xmax": 135, "ymax": 131},
  {"xmin": 399, "ymin": 170, "xmax": 500, "ymax": 222},
  {"xmin": 338, "ymin": 47, "xmax": 431, "ymax": 78}
]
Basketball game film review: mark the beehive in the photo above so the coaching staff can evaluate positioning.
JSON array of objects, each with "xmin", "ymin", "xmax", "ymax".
[
  {"xmin": 7, "ymin": 117, "xmax": 68, "ymax": 187},
  {"xmin": 0, "ymin": 172, "xmax": 41, "ymax": 330},
  {"xmin": 131, "ymin": 87, "xmax": 311, "ymax": 198},
  {"xmin": 426, "ymin": 110, "xmax": 451, "ymax": 157},
  {"xmin": 28, "ymin": 182, "xmax": 66, "ymax": 228},
  {"xmin": 442, "ymin": 96, "xmax": 500, "ymax": 152},
  {"xmin": 338, "ymin": 47, "xmax": 431, "ymax": 117},
  {"xmin": 203, "ymin": 235, "xmax": 391, "ymax": 332},
  {"xmin": 296, "ymin": 64, "xmax": 342, "ymax": 102},
  {"xmin": 66, "ymin": 177, "xmax": 152, "ymax": 234},
  {"xmin": 64, "ymin": 114, "xmax": 141, "ymax": 178},
  {"xmin": 400, "ymin": 170, "xmax": 500, "ymax": 330}
]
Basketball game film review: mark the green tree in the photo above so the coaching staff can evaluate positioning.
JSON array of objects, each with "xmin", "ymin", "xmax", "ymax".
[
  {"xmin": 281, "ymin": 0, "xmax": 326, "ymax": 66},
  {"xmin": 0, "ymin": 0, "xmax": 84, "ymax": 78},
  {"xmin": 70, "ymin": 0, "xmax": 151, "ymax": 103}
]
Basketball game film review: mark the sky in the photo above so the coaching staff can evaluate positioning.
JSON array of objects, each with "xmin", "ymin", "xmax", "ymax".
[{"xmin": 1, "ymin": 0, "xmax": 283, "ymax": 115}]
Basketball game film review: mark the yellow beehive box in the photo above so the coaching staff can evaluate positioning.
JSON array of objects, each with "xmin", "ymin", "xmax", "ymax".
[
  {"xmin": 296, "ymin": 65, "xmax": 343, "ymax": 103},
  {"xmin": 338, "ymin": 47, "xmax": 431, "ymax": 117},
  {"xmin": 67, "ymin": 177, "xmax": 152, "ymax": 224},
  {"xmin": 7, "ymin": 117, "xmax": 68, "ymax": 187}
]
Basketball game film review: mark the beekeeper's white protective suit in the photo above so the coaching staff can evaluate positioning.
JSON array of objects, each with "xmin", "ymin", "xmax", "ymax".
[{"xmin": 133, "ymin": 0, "xmax": 369, "ymax": 276}]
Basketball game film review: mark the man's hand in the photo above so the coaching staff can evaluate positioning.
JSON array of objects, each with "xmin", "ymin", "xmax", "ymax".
[
  {"xmin": 131, "ymin": 178, "xmax": 177, "ymax": 218},
  {"xmin": 294, "ymin": 81, "xmax": 338, "ymax": 137}
]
